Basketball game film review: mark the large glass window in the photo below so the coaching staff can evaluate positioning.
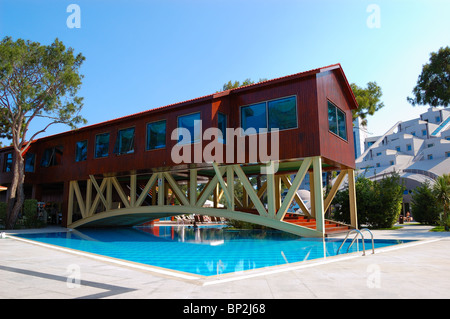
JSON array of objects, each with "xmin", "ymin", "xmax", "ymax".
[
  {"xmin": 146, "ymin": 120, "xmax": 166, "ymax": 150},
  {"xmin": 95, "ymin": 133, "xmax": 110, "ymax": 158},
  {"xmin": 268, "ymin": 96, "xmax": 297, "ymax": 130},
  {"xmin": 218, "ymin": 113, "xmax": 227, "ymax": 143},
  {"xmin": 114, "ymin": 127, "xmax": 135, "ymax": 155},
  {"xmin": 240, "ymin": 96, "xmax": 298, "ymax": 133},
  {"xmin": 177, "ymin": 112, "xmax": 201, "ymax": 144},
  {"xmin": 75, "ymin": 140, "xmax": 88, "ymax": 162},
  {"xmin": 25, "ymin": 153, "xmax": 35, "ymax": 172},
  {"xmin": 241, "ymin": 102, "xmax": 267, "ymax": 132},
  {"xmin": 4, "ymin": 153, "xmax": 12, "ymax": 172},
  {"xmin": 40, "ymin": 146, "xmax": 63, "ymax": 167},
  {"xmin": 327, "ymin": 101, "xmax": 347, "ymax": 140}
]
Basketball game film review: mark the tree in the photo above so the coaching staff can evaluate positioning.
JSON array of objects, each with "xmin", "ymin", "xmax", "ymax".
[
  {"xmin": 407, "ymin": 46, "xmax": 450, "ymax": 107},
  {"xmin": 221, "ymin": 78, "xmax": 267, "ymax": 91},
  {"xmin": 333, "ymin": 172, "xmax": 404, "ymax": 229},
  {"xmin": 350, "ymin": 82, "xmax": 384, "ymax": 126},
  {"xmin": 0, "ymin": 37, "xmax": 86, "ymax": 229},
  {"xmin": 411, "ymin": 181, "xmax": 440, "ymax": 225},
  {"xmin": 433, "ymin": 173, "xmax": 450, "ymax": 231}
]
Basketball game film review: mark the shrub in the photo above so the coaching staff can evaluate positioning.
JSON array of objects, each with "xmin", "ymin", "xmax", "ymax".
[
  {"xmin": 332, "ymin": 172, "xmax": 404, "ymax": 229},
  {"xmin": 0, "ymin": 202, "xmax": 6, "ymax": 227},
  {"xmin": 22, "ymin": 199, "xmax": 41, "ymax": 228},
  {"xmin": 411, "ymin": 181, "xmax": 440, "ymax": 225}
]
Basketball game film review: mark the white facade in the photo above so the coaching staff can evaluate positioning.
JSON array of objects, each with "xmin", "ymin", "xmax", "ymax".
[{"xmin": 355, "ymin": 107, "xmax": 450, "ymax": 214}]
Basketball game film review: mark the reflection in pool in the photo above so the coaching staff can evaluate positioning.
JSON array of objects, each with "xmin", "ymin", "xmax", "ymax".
[{"xmin": 15, "ymin": 226, "xmax": 412, "ymax": 276}]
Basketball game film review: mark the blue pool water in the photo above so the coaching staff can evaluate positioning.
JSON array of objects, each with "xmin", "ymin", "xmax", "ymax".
[{"xmin": 14, "ymin": 226, "xmax": 412, "ymax": 276}]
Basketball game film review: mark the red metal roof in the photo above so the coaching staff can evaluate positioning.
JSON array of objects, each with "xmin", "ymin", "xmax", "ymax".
[{"xmin": 0, "ymin": 63, "xmax": 358, "ymax": 147}]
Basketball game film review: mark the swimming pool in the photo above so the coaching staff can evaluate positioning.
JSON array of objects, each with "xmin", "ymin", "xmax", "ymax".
[{"xmin": 13, "ymin": 226, "xmax": 412, "ymax": 277}]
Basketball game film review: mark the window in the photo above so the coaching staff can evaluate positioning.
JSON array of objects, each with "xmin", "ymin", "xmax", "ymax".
[
  {"xmin": 407, "ymin": 144, "xmax": 412, "ymax": 151},
  {"xmin": 114, "ymin": 127, "xmax": 135, "ymax": 155},
  {"xmin": 376, "ymin": 163, "xmax": 380, "ymax": 167},
  {"xmin": 25, "ymin": 153, "xmax": 35, "ymax": 172},
  {"xmin": 427, "ymin": 154, "xmax": 433, "ymax": 160},
  {"xmin": 240, "ymin": 96, "xmax": 298, "ymax": 133},
  {"xmin": 241, "ymin": 102, "xmax": 267, "ymax": 132},
  {"xmin": 376, "ymin": 152, "xmax": 381, "ymax": 156},
  {"xmin": 146, "ymin": 120, "xmax": 166, "ymax": 150},
  {"xmin": 40, "ymin": 146, "xmax": 63, "ymax": 167},
  {"xmin": 268, "ymin": 96, "xmax": 297, "ymax": 130},
  {"xmin": 446, "ymin": 152, "xmax": 450, "ymax": 158},
  {"xmin": 3, "ymin": 153, "xmax": 12, "ymax": 172},
  {"xmin": 177, "ymin": 113, "xmax": 201, "ymax": 144},
  {"xmin": 75, "ymin": 140, "xmax": 88, "ymax": 162},
  {"xmin": 422, "ymin": 129, "xmax": 427, "ymax": 136},
  {"xmin": 411, "ymin": 131, "xmax": 416, "ymax": 136},
  {"xmin": 328, "ymin": 101, "xmax": 347, "ymax": 140},
  {"xmin": 218, "ymin": 113, "xmax": 227, "ymax": 143},
  {"xmin": 390, "ymin": 160, "xmax": 394, "ymax": 165},
  {"xmin": 436, "ymin": 116, "xmax": 441, "ymax": 123},
  {"xmin": 396, "ymin": 146, "xmax": 401, "ymax": 152},
  {"xmin": 427, "ymin": 143, "xmax": 434, "ymax": 148},
  {"xmin": 95, "ymin": 133, "xmax": 110, "ymax": 158}
]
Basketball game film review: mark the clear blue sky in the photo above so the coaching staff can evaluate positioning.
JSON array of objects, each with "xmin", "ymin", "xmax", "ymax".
[{"xmin": 1, "ymin": 0, "xmax": 449, "ymax": 140}]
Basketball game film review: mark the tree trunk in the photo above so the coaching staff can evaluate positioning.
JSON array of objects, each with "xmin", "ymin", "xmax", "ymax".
[{"xmin": 5, "ymin": 151, "xmax": 25, "ymax": 229}]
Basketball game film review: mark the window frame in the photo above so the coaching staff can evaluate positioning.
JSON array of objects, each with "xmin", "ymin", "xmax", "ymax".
[
  {"xmin": 94, "ymin": 132, "xmax": 110, "ymax": 159},
  {"xmin": 113, "ymin": 126, "xmax": 135, "ymax": 155},
  {"xmin": 217, "ymin": 112, "xmax": 227, "ymax": 144},
  {"xmin": 75, "ymin": 140, "xmax": 88, "ymax": 162},
  {"xmin": 146, "ymin": 119, "xmax": 167, "ymax": 151},
  {"xmin": 327, "ymin": 100, "xmax": 348, "ymax": 141},
  {"xmin": 239, "ymin": 95, "xmax": 298, "ymax": 135},
  {"xmin": 3, "ymin": 152, "xmax": 12, "ymax": 172},
  {"xmin": 177, "ymin": 112, "xmax": 202, "ymax": 144}
]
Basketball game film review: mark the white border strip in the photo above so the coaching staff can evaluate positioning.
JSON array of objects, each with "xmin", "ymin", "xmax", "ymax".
[
  {"xmin": 7, "ymin": 235, "xmax": 202, "ymax": 281},
  {"xmin": 202, "ymin": 238, "xmax": 443, "ymax": 286}
]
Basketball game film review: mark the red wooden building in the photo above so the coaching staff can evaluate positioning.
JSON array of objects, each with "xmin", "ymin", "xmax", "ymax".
[{"xmin": 0, "ymin": 64, "xmax": 359, "ymax": 237}]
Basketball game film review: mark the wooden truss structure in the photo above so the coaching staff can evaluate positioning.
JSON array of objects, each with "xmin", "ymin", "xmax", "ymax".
[{"xmin": 67, "ymin": 156, "xmax": 357, "ymax": 237}]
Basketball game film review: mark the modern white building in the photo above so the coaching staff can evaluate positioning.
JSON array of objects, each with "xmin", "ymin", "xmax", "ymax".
[{"xmin": 355, "ymin": 107, "xmax": 450, "ymax": 214}]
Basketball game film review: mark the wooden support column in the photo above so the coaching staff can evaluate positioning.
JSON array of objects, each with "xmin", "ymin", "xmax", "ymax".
[
  {"xmin": 226, "ymin": 166, "xmax": 234, "ymax": 211},
  {"xmin": 157, "ymin": 173, "xmax": 164, "ymax": 206},
  {"xmin": 347, "ymin": 169, "xmax": 358, "ymax": 229},
  {"xmin": 312, "ymin": 157, "xmax": 325, "ymax": 236},
  {"xmin": 309, "ymin": 171, "xmax": 315, "ymax": 218},
  {"xmin": 190, "ymin": 169, "xmax": 197, "ymax": 206},
  {"xmin": 65, "ymin": 181, "xmax": 73, "ymax": 226},
  {"xmin": 266, "ymin": 169, "xmax": 276, "ymax": 218},
  {"xmin": 85, "ymin": 179, "xmax": 92, "ymax": 216},
  {"xmin": 130, "ymin": 174, "xmax": 136, "ymax": 207}
]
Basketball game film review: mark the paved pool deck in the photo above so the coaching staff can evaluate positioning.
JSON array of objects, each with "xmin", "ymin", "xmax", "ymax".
[{"xmin": 1, "ymin": 224, "xmax": 450, "ymax": 299}]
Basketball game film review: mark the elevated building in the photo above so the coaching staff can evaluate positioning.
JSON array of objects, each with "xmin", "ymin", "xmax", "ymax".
[{"xmin": 1, "ymin": 64, "xmax": 360, "ymax": 237}]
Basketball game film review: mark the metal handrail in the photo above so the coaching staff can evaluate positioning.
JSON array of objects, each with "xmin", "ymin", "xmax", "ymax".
[
  {"xmin": 360, "ymin": 228, "xmax": 375, "ymax": 254},
  {"xmin": 337, "ymin": 229, "xmax": 366, "ymax": 256}
]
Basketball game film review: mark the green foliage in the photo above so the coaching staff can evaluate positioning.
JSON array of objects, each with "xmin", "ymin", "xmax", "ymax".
[
  {"xmin": 0, "ymin": 36, "xmax": 86, "ymax": 229},
  {"xmin": 407, "ymin": 46, "xmax": 450, "ymax": 107},
  {"xmin": 0, "ymin": 202, "xmax": 6, "ymax": 227},
  {"xmin": 333, "ymin": 172, "xmax": 404, "ymax": 229},
  {"xmin": 22, "ymin": 199, "xmax": 43, "ymax": 228},
  {"xmin": 0, "ymin": 36, "xmax": 87, "ymax": 139},
  {"xmin": 350, "ymin": 82, "xmax": 384, "ymax": 126},
  {"xmin": 433, "ymin": 173, "xmax": 450, "ymax": 230},
  {"xmin": 221, "ymin": 78, "xmax": 267, "ymax": 91},
  {"xmin": 411, "ymin": 181, "xmax": 440, "ymax": 225}
]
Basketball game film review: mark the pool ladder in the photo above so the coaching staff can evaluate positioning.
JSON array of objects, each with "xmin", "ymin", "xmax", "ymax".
[{"xmin": 337, "ymin": 228, "xmax": 374, "ymax": 256}]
